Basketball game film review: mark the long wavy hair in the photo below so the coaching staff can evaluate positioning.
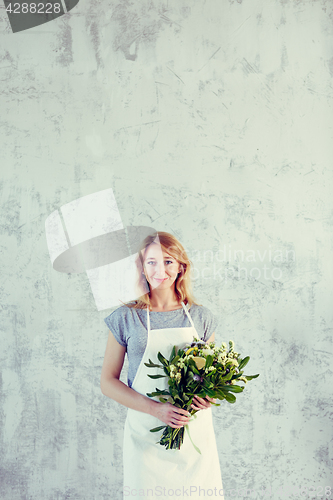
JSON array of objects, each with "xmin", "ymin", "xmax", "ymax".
[{"xmin": 123, "ymin": 231, "xmax": 200, "ymax": 310}]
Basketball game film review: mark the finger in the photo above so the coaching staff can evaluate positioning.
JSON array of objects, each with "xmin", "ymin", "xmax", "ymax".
[
  {"xmin": 170, "ymin": 409, "xmax": 190, "ymax": 420},
  {"xmin": 196, "ymin": 396, "xmax": 213, "ymax": 406},
  {"xmin": 172, "ymin": 415, "xmax": 190, "ymax": 424},
  {"xmin": 173, "ymin": 407, "xmax": 191, "ymax": 417},
  {"xmin": 192, "ymin": 399, "xmax": 206, "ymax": 408},
  {"xmin": 191, "ymin": 404, "xmax": 204, "ymax": 411},
  {"xmin": 172, "ymin": 409, "xmax": 190, "ymax": 418},
  {"xmin": 191, "ymin": 401, "xmax": 210, "ymax": 410},
  {"xmin": 193, "ymin": 396, "xmax": 205, "ymax": 402},
  {"xmin": 169, "ymin": 418, "xmax": 189, "ymax": 428},
  {"xmin": 191, "ymin": 402, "xmax": 204, "ymax": 410},
  {"xmin": 193, "ymin": 396, "xmax": 210, "ymax": 405}
]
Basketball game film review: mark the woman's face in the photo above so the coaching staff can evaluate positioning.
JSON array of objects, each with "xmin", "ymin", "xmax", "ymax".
[{"xmin": 142, "ymin": 243, "xmax": 181, "ymax": 290}]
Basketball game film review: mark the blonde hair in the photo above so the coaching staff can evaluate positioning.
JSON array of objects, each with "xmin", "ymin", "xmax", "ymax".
[{"xmin": 122, "ymin": 231, "xmax": 200, "ymax": 310}]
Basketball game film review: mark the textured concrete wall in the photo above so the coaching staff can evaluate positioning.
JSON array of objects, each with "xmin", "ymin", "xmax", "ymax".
[{"xmin": 1, "ymin": 0, "xmax": 332, "ymax": 499}]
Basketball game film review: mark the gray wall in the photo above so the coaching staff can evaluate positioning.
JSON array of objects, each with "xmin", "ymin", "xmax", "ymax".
[{"xmin": 1, "ymin": 0, "xmax": 332, "ymax": 499}]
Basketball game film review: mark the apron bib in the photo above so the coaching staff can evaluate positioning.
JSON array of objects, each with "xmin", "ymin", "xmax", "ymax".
[{"xmin": 122, "ymin": 302, "xmax": 224, "ymax": 499}]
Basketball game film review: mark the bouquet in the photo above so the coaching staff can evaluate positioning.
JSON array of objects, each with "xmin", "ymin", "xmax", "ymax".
[{"xmin": 144, "ymin": 338, "xmax": 259, "ymax": 452}]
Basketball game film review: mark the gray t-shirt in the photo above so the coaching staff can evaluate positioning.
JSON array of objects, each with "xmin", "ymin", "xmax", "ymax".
[{"xmin": 104, "ymin": 303, "xmax": 218, "ymax": 387}]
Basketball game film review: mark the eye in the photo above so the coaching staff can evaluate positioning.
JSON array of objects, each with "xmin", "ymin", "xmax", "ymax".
[{"xmin": 147, "ymin": 261, "xmax": 156, "ymax": 265}]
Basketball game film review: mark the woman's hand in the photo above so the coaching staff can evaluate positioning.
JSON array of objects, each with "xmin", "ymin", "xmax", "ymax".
[
  {"xmin": 151, "ymin": 402, "xmax": 191, "ymax": 428},
  {"xmin": 191, "ymin": 395, "xmax": 216, "ymax": 410}
]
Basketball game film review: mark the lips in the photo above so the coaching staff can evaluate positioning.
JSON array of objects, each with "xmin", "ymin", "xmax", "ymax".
[{"xmin": 154, "ymin": 278, "xmax": 168, "ymax": 282}]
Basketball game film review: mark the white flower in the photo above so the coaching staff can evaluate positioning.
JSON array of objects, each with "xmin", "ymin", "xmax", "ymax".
[
  {"xmin": 217, "ymin": 353, "xmax": 226, "ymax": 363},
  {"xmin": 229, "ymin": 359, "xmax": 239, "ymax": 366},
  {"xmin": 208, "ymin": 366, "xmax": 215, "ymax": 371},
  {"xmin": 202, "ymin": 348, "xmax": 214, "ymax": 356}
]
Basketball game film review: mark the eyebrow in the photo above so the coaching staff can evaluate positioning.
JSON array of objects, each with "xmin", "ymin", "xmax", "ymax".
[{"xmin": 145, "ymin": 256, "xmax": 174, "ymax": 261}]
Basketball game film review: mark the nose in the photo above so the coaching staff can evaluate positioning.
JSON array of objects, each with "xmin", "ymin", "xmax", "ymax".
[{"xmin": 154, "ymin": 261, "xmax": 167, "ymax": 277}]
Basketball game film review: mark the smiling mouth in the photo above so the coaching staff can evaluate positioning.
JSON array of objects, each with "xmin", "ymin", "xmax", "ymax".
[{"xmin": 154, "ymin": 278, "xmax": 168, "ymax": 282}]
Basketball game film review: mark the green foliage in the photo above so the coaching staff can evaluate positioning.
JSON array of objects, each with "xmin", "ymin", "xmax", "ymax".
[
  {"xmin": 220, "ymin": 384, "xmax": 244, "ymax": 393},
  {"xmin": 157, "ymin": 352, "xmax": 169, "ymax": 367},
  {"xmin": 169, "ymin": 346, "xmax": 176, "ymax": 363},
  {"xmin": 144, "ymin": 359, "xmax": 163, "ymax": 369},
  {"xmin": 145, "ymin": 340, "xmax": 259, "ymax": 451},
  {"xmin": 225, "ymin": 392, "xmax": 236, "ymax": 403},
  {"xmin": 244, "ymin": 374, "xmax": 260, "ymax": 380},
  {"xmin": 150, "ymin": 425, "xmax": 167, "ymax": 433},
  {"xmin": 204, "ymin": 355, "xmax": 214, "ymax": 369},
  {"xmin": 238, "ymin": 356, "xmax": 250, "ymax": 370}
]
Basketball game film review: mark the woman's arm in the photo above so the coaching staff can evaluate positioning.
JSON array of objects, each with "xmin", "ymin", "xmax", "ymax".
[{"xmin": 100, "ymin": 330, "xmax": 191, "ymax": 428}]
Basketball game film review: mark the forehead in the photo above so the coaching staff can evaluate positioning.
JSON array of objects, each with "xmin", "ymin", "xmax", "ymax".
[{"xmin": 143, "ymin": 243, "xmax": 174, "ymax": 259}]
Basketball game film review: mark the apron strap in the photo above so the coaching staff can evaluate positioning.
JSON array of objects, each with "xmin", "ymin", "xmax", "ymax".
[
  {"xmin": 146, "ymin": 302, "xmax": 196, "ymax": 332},
  {"xmin": 181, "ymin": 301, "xmax": 196, "ymax": 329},
  {"xmin": 146, "ymin": 305, "xmax": 150, "ymax": 334}
]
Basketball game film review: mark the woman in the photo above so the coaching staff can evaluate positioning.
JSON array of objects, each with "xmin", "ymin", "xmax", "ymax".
[{"xmin": 100, "ymin": 231, "xmax": 224, "ymax": 499}]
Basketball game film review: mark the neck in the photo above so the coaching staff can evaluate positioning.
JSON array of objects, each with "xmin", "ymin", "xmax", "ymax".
[{"xmin": 149, "ymin": 288, "xmax": 180, "ymax": 310}]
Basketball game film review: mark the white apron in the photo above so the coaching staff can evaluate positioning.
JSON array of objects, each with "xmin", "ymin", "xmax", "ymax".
[{"xmin": 122, "ymin": 302, "xmax": 224, "ymax": 500}]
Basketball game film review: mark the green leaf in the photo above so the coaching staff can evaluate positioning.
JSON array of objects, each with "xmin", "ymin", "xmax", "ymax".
[
  {"xmin": 147, "ymin": 374, "xmax": 168, "ymax": 379},
  {"xmin": 146, "ymin": 390, "xmax": 170, "ymax": 397},
  {"xmin": 215, "ymin": 391, "xmax": 226, "ymax": 400},
  {"xmin": 244, "ymin": 373, "xmax": 260, "ymax": 380},
  {"xmin": 188, "ymin": 359, "xmax": 200, "ymax": 374},
  {"xmin": 205, "ymin": 355, "xmax": 214, "ymax": 369},
  {"xmin": 221, "ymin": 371, "xmax": 233, "ymax": 381},
  {"xmin": 163, "ymin": 367, "xmax": 169, "ymax": 377},
  {"xmin": 204, "ymin": 388, "xmax": 217, "ymax": 398},
  {"xmin": 220, "ymin": 384, "xmax": 243, "ymax": 393},
  {"xmin": 144, "ymin": 359, "xmax": 163, "ymax": 369},
  {"xmin": 225, "ymin": 392, "xmax": 236, "ymax": 403},
  {"xmin": 170, "ymin": 355, "xmax": 180, "ymax": 366},
  {"xmin": 150, "ymin": 425, "xmax": 167, "ymax": 433},
  {"xmin": 185, "ymin": 370, "xmax": 194, "ymax": 381},
  {"xmin": 157, "ymin": 352, "xmax": 169, "ymax": 367},
  {"xmin": 169, "ymin": 346, "xmax": 176, "ymax": 363},
  {"xmin": 238, "ymin": 356, "xmax": 250, "ymax": 370}
]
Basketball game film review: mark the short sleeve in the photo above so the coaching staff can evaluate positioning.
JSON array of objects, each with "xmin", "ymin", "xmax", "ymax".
[
  {"xmin": 200, "ymin": 306, "xmax": 218, "ymax": 342},
  {"xmin": 104, "ymin": 309, "xmax": 127, "ymax": 348}
]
